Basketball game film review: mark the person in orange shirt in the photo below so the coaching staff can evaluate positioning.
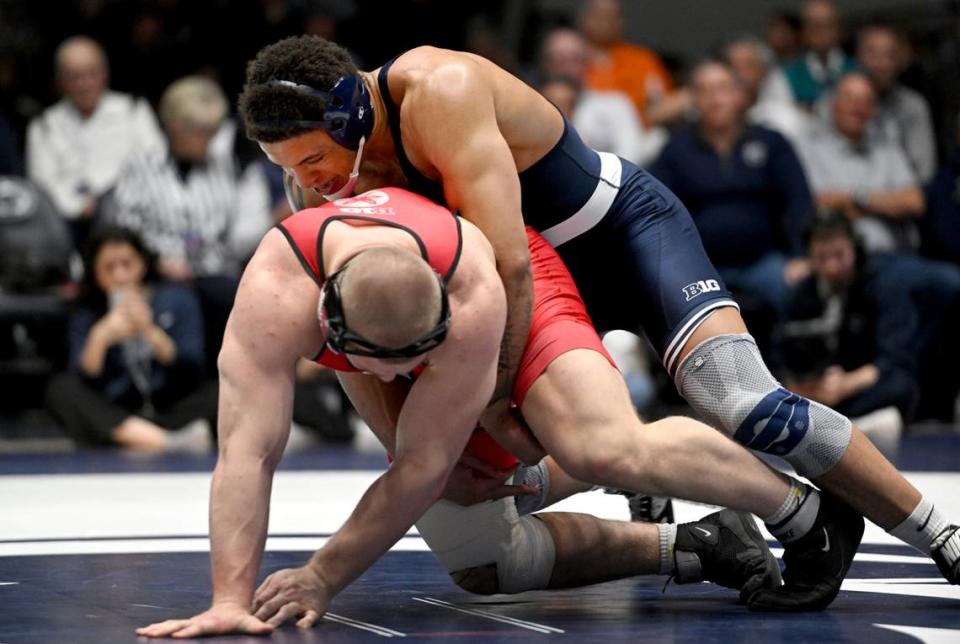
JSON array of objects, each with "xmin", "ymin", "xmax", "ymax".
[{"xmin": 576, "ymin": 0, "xmax": 690, "ymax": 127}]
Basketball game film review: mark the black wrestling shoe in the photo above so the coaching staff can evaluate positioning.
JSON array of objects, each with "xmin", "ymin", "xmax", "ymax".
[
  {"xmin": 673, "ymin": 509, "xmax": 782, "ymax": 601},
  {"xmin": 931, "ymin": 524, "xmax": 960, "ymax": 584},
  {"xmin": 604, "ymin": 489, "xmax": 675, "ymax": 523},
  {"xmin": 629, "ymin": 494, "xmax": 675, "ymax": 524},
  {"xmin": 747, "ymin": 492, "xmax": 864, "ymax": 612}
]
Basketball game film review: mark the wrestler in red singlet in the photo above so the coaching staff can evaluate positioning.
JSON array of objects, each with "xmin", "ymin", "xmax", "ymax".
[{"xmin": 276, "ymin": 187, "xmax": 616, "ymax": 469}]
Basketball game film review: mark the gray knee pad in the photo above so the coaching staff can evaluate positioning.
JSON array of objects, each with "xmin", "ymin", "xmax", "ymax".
[
  {"xmin": 416, "ymin": 497, "xmax": 556, "ymax": 594},
  {"xmin": 675, "ymin": 333, "xmax": 851, "ymax": 478}
]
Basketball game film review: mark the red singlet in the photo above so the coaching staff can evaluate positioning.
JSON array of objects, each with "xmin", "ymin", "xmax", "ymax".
[{"xmin": 277, "ymin": 188, "xmax": 616, "ymax": 470}]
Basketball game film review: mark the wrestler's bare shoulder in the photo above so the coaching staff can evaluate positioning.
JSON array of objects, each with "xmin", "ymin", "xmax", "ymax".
[
  {"xmin": 379, "ymin": 47, "xmax": 562, "ymax": 168},
  {"xmin": 445, "ymin": 218, "xmax": 501, "ymax": 300},
  {"xmin": 386, "ymin": 46, "xmax": 544, "ymax": 106},
  {"xmin": 229, "ymin": 228, "xmax": 325, "ymax": 357},
  {"xmin": 237, "ymin": 230, "xmax": 319, "ymax": 317},
  {"xmin": 382, "ymin": 47, "xmax": 488, "ymax": 84}
]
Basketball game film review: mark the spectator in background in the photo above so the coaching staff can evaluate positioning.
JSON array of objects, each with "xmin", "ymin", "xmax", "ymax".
[
  {"xmin": 576, "ymin": 0, "xmax": 689, "ymax": 128},
  {"xmin": 104, "ymin": 75, "xmax": 272, "ymax": 369},
  {"xmin": 26, "ymin": 36, "xmax": 164, "ymax": 239},
  {"xmin": 782, "ymin": 0, "xmax": 857, "ymax": 108},
  {"xmin": 799, "ymin": 73, "xmax": 925, "ymax": 253},
  {"xmin": 765, "ymin": 11, "xmax": 803, "ymax": 65},
  {"xmin": 779, "ymin": 213, "xmax": 960, "ymax": 442},
  {"xmin": 539, "ymin": 27, "xmax": 665, "ymax": 166},
  {"xmin": 650, "ymin": 60, "xmax": 813, "ymax": 321},
  {"xmin": 855, "ymin": 24, "xmax": 937, "ymax": 184},
  {"xmin": 45, "ymin": 226, "xmax": 216, "ymax": 452},
  {"xmin": 725, "ymin": 35, "xmax": 812, "ymax": 148}
]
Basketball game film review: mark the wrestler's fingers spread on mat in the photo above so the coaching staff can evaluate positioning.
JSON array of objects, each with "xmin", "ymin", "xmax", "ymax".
[
  {"xmin": 266, "ymin": 601, "xmax": 307, "ymax": 628},
  {"xmin": 137, "ymin": 607, "xmax": 274, "ymax": 639},
  {"xmin": 254, "ymin": 593, "xmax": 289, "ymax": 622},
  {"xmin": 236, "ymin": 614, "xmax": 275, "ymax": 635},
  {"xmin": 136, "ymin": 618, "xmax": 190, "ymax": 637},
  {"xmin": 253, "ymin": 572, "xmax": 280, "ymax": 610},
  {"xmin": 297, "ymin": 610, "xmax": 321, "ymax": 629}
]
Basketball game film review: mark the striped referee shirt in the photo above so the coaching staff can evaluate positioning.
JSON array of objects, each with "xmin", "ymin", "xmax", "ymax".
[{"xmin": 105, "ymin": 141, "xmax": 240, "ymax": 277}]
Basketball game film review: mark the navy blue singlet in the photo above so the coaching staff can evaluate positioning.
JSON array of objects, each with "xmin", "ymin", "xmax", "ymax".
[{"xmin": 376, "ymin": 57, "xmax": 738, "ymax": 374}]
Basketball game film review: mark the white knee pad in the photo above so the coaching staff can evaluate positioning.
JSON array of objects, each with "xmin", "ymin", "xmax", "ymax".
[
  {"xmin": 675, "ymin": 333, "xmax": 851, "ymax": 478},
  {"xmin": 415, "ymin": 496, "xmax": 556, "ymax": 594}
]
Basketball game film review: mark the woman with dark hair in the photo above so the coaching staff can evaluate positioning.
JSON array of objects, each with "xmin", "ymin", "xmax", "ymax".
[{"xmin": 45, "ymin": 226, "xmax": 216, "ymax": 452}]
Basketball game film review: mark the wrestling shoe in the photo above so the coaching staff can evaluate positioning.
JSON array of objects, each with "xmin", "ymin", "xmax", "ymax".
[
  {"xmin": 673, "ymin": 509, "xmax": 782, "ymax": 601},
  {"xmin": 931, "ymin": 524, "xmax": 960, "ymax": 584},
  {"xmin": 747, "ymin": 492, "xmax": 863, "ymax": 612},
  {"xmin": 629, "ymin": 494, "xmax": 675, "ymax": 524},
  {"xmin": 604, "ymin": 489, "xmax": 675, "ymax": 523}
]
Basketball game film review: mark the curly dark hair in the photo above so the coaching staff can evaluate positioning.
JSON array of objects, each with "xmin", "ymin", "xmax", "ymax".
[{"xmin": 238, "ymin": 35, "xmax": 359, "ymax": 143}]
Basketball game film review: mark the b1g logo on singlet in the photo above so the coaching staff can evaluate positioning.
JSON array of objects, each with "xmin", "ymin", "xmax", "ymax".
[
  {"xmin": 334, "ymin": 190, "xmax": 396, "ymax": 215},
  {"xmin": 682, "ymin": 279, "xmax": 721, "ymax": 301}
]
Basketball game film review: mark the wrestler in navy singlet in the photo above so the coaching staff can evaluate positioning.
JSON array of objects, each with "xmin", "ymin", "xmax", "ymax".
[{"xmin": 378, "ymin": 58, "xmax": 738, "ymax": 374}]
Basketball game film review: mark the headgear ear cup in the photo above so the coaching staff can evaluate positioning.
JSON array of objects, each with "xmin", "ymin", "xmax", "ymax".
[
  {"xmin": 261, "ymin": 76, "xmax": 373, "ymax": 150},
  {"xmin": 326, "ymin": 77, "xmax": 373, "ymax": 150}
]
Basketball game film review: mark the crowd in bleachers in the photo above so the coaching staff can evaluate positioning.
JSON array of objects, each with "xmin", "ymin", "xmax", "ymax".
[{"xmin": 1, "ymin": 0, "xmax": 959, "ymax": 452}]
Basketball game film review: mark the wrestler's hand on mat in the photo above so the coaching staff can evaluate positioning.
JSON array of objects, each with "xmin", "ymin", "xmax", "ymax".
[
  {"xmin": 135, "ymin": 602, "xmax": 273, "ymax": 638},
  {"xmin": 479, "ymin": 401, "xmax": 546, "ymax": 465},
  {"xmin": 442, "ymin": 455, "xmax": 539, "ymax": 506},
  {"xmin": 253, "ymin": 565, "xmax": 330, "ymax": 629}
]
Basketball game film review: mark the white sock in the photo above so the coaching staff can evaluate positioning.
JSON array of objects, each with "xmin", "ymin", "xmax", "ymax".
[
  {"xmin": 888, "ymin": 496, "xmax": 949, "ymax": 554},
  {"xmin": 657, "ymin": 523, "xmax": 678, "ymax": 574},
  {"xmin": 765, "ymin": 480, "xmax": 820, "ymax": 543}
]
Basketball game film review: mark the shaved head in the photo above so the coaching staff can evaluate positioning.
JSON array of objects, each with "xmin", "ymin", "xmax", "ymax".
[{"xmin": 337, "ymin": 247, "xmax": 443, "ymax": 349}]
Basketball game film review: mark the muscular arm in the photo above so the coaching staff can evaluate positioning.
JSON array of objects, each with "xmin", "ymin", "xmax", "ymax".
[
  {"xmin": 410, "ymin": 66, "xmax": 533, "ymax": 406},
  {"xmin": 138, "ymin": 239, "xmax": 322, "ymax": 639},
  {"xmin": 305, "ymin": 276, "xmax": 506, "ymax": 597},
  {"xmin": 208, "ymin": 237, "xmax": 323, "ymax": 608},
  {"xmin": 208, "ymin": 303, "xmax": 301, "ymax": 608},
  {"xmin": 209, "ymin": 349, "xmax": 290, "ymax": 608}
]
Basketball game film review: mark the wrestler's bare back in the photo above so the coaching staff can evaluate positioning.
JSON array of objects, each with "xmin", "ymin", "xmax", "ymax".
[{"xmin": 229, "ymin": 215, "xmax": 501, "ymax": 365}]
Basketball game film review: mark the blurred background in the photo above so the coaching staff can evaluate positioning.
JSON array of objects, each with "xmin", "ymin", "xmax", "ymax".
[{"xmin": 1, "ymin": 0, "xmax": 959, "ymax": 457}]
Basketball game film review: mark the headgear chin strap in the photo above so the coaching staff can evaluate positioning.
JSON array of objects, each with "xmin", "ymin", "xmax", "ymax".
[
  {"xmin": 261, "ymin": 76, "xmax": 373, "ymax": 150},
  {"xmin": 322, "ymin": 135, "xmax": 365, "ymax": 202}
]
